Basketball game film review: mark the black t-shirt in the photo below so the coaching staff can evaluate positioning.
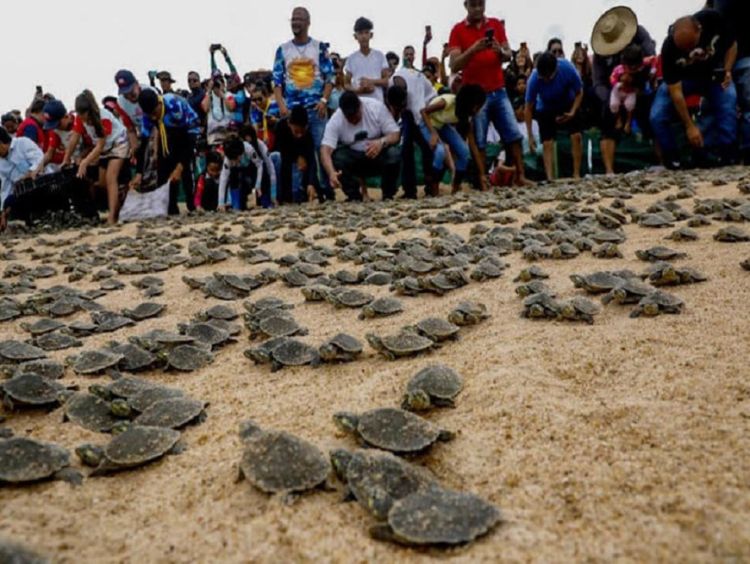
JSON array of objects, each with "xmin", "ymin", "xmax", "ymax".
[
  {"xmin": 710, "ymin": 0, "xmax": 750, "ymax": 58},
  {"xmin": 661, "ymin": 10, "xmax": 735, "ymax": 85}
]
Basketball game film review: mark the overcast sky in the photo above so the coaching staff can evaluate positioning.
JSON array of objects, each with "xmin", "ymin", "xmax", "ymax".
[{"xmin": 2, "ymin": 0, "xmax": 700, "ymax": 112}]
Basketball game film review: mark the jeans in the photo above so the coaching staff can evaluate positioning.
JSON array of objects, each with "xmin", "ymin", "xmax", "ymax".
[
  {"xmin": 436, "ymin": 125, "xmax": 470, "ymax": 173},
  {"xmin": 270, "ymin": 152, "xmax": 303, "ymax": 205},
  {"xmin": 650, "ymin": 80, "xmax": 738, "ymax": 164},
  {"xmin": 734, "ymin": 57, "xmax": 750, "ymax": 151},
  {"xmin": 418, "ymin": 123, "xmax": 447, "ymax": 171},
  {"xmin": 474, "ymin": 89, "xmax": 523, "ymax": 150},
  {"xmin": 306, "ymin": 107, "xmax": 335, "ymax": 201},
  {"xmin": 332, "ymin": 145, "xmax": 402, "ymax": 201},
  {"xmin": 400, "ymin": 111, "xmax": 433, "ymax": 198}
]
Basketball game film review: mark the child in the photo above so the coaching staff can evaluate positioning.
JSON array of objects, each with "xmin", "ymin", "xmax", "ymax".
[
  {"xmin": 193, "ymin": 151, "xmax": 223, "ymax": 211},
  {"xmin": 218, "ymin": 129, "xmax": 276, "ymax": 211},
  {"xmin": 344, "ymin": 17, "xmax": 390, "ymax": 102},
  {"xmin": 609, "ymin": 44, "xmax": 657, "ymax": 135},
  {"xmin": 63, "ymin": 90, "xmax": 129, "ymax": 224}
]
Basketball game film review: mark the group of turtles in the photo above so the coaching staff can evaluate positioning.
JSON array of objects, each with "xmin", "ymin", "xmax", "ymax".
[
  {"xmin": 236, "ymin": 363, "xmax": 499, "ymax": 547},
  {"xmin": 0, "ymin": 166, "xmax": 749, "ymax": 557}
]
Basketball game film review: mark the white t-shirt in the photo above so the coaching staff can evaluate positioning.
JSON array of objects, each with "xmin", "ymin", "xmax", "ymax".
[
  {"xmin": 344, "ymin": 49, "xmax": 389, "ymax": 102},
  {"xmin": 322, "ymin": 97, "xmax": 400, "ymax": 152},
  {"xmin": 207, "ymin": 92, "xmax": 235, "ymax": 146},
  {"xmin": 118, "ymin": 84, "xmax": 155, "ymax": 134},
  {"xmin": 392, "ymin": 67, "xmax": 436, "ymax": 124}
]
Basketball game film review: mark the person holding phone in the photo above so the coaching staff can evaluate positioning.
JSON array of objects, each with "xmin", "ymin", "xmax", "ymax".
[
  {"xmin": 448, "ymin": 0, "xmax": 531, "ymax": 188},
  {"xmin": 650, "ymin": 9, "xmax": 738, "ymax": 168},
  {"xmin": 320, "ymin": 91, "xmax": 401, "ymax": 201}
]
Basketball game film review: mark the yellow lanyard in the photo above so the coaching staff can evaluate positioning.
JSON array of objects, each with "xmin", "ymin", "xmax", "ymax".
[{"xmin": 157, "ymin": 98, "xmax": 169, "ymax": 156}]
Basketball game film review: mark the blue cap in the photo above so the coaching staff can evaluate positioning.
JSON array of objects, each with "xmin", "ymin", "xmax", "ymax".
[
  {"xmin": 115, "ymin": 69, "xmax": 137, "ymax": 95},
  {"xmin": 43, "ymin": 100, "xmax": 67, "ymax": 130}
]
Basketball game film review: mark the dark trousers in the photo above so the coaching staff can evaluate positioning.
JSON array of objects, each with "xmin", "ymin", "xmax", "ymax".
[
  {"xmin": 156, "ymin": 132, "xmax": 196, "ymax": 215},
  {"xmin": 332, "ymin": 145, "xmax": 402, "ymax": 201},
  {"xmin": 400, "ymin": 110, "xmax": 434, "ymax": 199}
]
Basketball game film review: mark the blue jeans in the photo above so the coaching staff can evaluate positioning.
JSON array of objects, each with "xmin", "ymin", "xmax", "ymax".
[
  {"xmin": 734, "ymin": 57, "xmax": 750, "ymax": 151},
  {"xmin": 650, "ymin": 80, "xmax": 738, "ymax": 164},
  {"xmin": 269, "ymin": 152, "xmax": 303, "ymax": 205},
  {"xmin": 306, "ymin": 107, "xmax": 335, "ymax": 201},
  {"xmin": 474, "ymin": 89, "xmax": 523, "ymax": 150},
  {"xmin": 437, "ymin": 125, "xmax": 470, "ymax": 172},
  {"xmin": 418, "ymin": 123, "xmax": 447, "ymax": 171}
]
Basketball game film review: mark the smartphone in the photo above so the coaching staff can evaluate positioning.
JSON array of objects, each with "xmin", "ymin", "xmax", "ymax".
[
  {"xmin": 35, "ymin": 85, "xmax": 43, "ymax": 94},
  {"xmin": 210, "ymin": 43, "xmax": 222, "ymax": 52},
  {"xmin": 485, "ymin": 29, "xmax": 495, "ymax": 41},
  {"xmin": 426, "ymin": 25, "xmax": 432, "ymax": 34},
  {"xmin": 354, "ymin": 131, "xmax": 368, "ymax": 142}
]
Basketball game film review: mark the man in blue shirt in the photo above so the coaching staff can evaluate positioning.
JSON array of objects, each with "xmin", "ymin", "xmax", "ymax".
[
  {"xmin": 524, "ymin": 51, "xmax": 584, "ymax": 181},
  {"xmin": 131, "ymin": 90, "xmax": 201, "ymax": 215}
]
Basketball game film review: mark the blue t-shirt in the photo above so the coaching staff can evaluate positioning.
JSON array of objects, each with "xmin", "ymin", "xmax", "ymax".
[
  {"xmin": 526, "ymin": 59, "xmax": 582, "ymax": 113},
  {"xmin": 142, "ymin": 94, "xmax": 201, "ymax": 138}
]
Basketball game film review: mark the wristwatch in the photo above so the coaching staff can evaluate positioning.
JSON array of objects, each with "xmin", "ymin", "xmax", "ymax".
[{"xmin": 320, "ymin": 97, "xmax": 329, "ymax": 105}]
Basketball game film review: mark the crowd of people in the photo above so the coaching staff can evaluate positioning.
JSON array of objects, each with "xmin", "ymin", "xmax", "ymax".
[{"xmin": 1, "ymin": 0, "xmax": 748, "ymax": 231}]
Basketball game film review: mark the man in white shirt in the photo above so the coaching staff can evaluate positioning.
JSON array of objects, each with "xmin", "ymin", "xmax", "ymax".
[
  {"xmin": 321, "ymin": 92, "xmax": 401, "ymax": 201},
  {"xmin": 344, "ymin": 18, "xmax": 390, "ymax": 103},
  {"xmin": 0, "ymin": 129, "xmax": 45, "ymax": 231}
]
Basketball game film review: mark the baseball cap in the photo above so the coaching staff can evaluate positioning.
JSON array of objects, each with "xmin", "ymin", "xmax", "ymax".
[
  {"xmin": 42, "ymin": 100, "xmax": 67, "ymax": 130},
  {"xmin": 115, "ymin": 70, "xmax": 138, "ymax": 95},
  {"xmin": 156, "ymin": 71, "xmax": 176, "ymax": 83}
]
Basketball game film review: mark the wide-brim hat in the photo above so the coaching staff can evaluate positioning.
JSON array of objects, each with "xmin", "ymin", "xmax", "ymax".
[{"xmin": 591, "ymin": 6, "xmax": 638, "ymax": 57}]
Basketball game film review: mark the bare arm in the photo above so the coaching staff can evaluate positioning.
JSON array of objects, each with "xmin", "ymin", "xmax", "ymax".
[
  {"xmin": 320, "ymin": 144, "xmax": 339, "ymax": 188},
  {"xmin": 62, "ymin": 131, "xmax": 81, "ymax": 165},
  {"xmin": 570, "ymin": 89, "xmax": 584, "ymax": 115}
]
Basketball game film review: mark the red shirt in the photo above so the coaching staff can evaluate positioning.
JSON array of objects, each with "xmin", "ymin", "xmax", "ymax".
[
  {"xmin": 16, "ymin": 117, "xmax": 47, "ymax": 150},
  {"xmin": 449, "ymin": 17, "xmax": 508, "ymax": 92}
]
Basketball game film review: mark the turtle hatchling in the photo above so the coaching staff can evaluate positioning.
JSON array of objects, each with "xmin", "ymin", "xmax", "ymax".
[
  {"xmin": 0, "ymin": 437, "xmax": 81, "ymax": 486},
  {"xmin": 359, "ymin": 297, "xmax": 404, "ymax": 320},
  {"xmin": 63, "ymin": 393, "xmax": 121, "ymax": 433},
  {"xmin": 513, "ymin": 266, "xmax": 549, "ymax": 283},
  {"xmin": 319, "ymin": 334, "xmax": 364, "ymax": 363},
  {"xmin": 161, "ymin": 345, "xmax": 213, "ymax": 372},
  {"xmin": 68, "ymin": 350, "xmax": 124, "ymax": 376},
  {"xmin": 558, "ymin": 298, "xmax": 600, "ymax": 324},
  {"xmin": 328, "ymin": 288, "xmax": 374, "ymax": 309},
  {"xmin": 89, "ymin": 425, "xmax": 182, "ymax": 476},
  {"xmin": 602, "ymin": 279, "xmax": 655, "ymax": 305},
  {"xmin": 135, "ymin": 398, "xmax": 207, "ymax": 429},
  {"xmin": 714, "ymin": 226, "xmax": 750, "ymax": 243},
  {"xmin": 1, "ymin": 374, "xmax": 67, "ymax": 410},
  {"xmin": 521, "ymin": 292, "xmax": 561, "ymax": 320},
  {"xmin": 635, "ymin": 247, "xmax": 687, "ymax": 263},
  {"xmin": 448, "ymin": 302, "xmax": 490, "ymax": 327},
  {"xmin": 266, "ymin": 339, "xmax": 320, "ymax": 372},
  {"xmin": 122, "ymin": 303, "xmax": 166, "ymax": 321},
  {"xmin": 333, "ymin": 408, "xmax": 454, "ymax": 454},
  {"xmin": 20, "ymin": 319, "xmax": 65, "ymax": 336},
  {"xmin": 0, "ymin": 341, "xmax": 46, "ymax": 364},
  {"xmin": 366, "ymin": 332, "xmax": 435, "ymax": 361},
  {"xmin": 630, "ymin": 291, "xmax": 685, "ymax": 318},
  {"xmin": 402, "ymin": 365, "xmax": 463, "ymax": 411},
  {"xmin": 408, "ymin": 318, "xmax": 460, "ymax": 343},
  {"xmin": 238, "ymin": 421, "xmax": 330, "ymax": 499},
  {"xmin": 570, "ymin": 272, "xmax": 624, "ymax": 295}
]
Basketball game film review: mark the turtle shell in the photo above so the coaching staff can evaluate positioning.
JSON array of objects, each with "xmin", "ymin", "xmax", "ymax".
[
  {"xmin": 91, "ymin": 311, "xmax": 135, "ymax": 333},
  {"xmin": 380, "ymin": 333, "xmax": 434, "ymax": 355},
  {"xmin": 166, "ymin": 345, "xmax": 213, "ymax": 372},
  {"xmin": 258, "ymin": 316, "xmax": 304, "ymax": 339},
  {"xmin": 0, "ymin": 438, "xmax": 71, "ymax": 484},
  {"xmin": 122, "ymin": 303, "xmax": 166, "ymax": 321},
  {"xmin": 181, "ymin": 323, "xmax": 231, "ymax": 348},
  {"xmin": 635, "ymin": 247, "xmax": 687, "ymax": 262},
  {"xmin": 283, "ymin": 270, "xmax": 310, "ymax": 288},
  {"xmin": 34, "ymin": 332, "xmax": 83, "ymax": 352},
  {"xmin": 383, "ymin": 487, "xmax": 501, "ymax": 546},
  {"xmin": 64, "ymin": 393, "xmax": 120, "ymax": 433},
  {"xmin": 239, "ymin": 429, "xmax": 329, "ymax": 494},
  {"xmin": 415, "ymin": 319, "xmax": 460, "ymax": 342},
  {"xmin": 335, "ymin": 270, "xmax": 360, "ymax": 285},
  {"xmin": 13, "ymin": 360, "xmax": 65, "ymax": 380},
  {"xmin": 339, "ymin": 449, "xmax": 436, "ymax": 520},
  {"xmin": 202, "ymin": 305, "xmax": 238, "ymax": 321},
  {"xmin": 107, "ymin": 344, "xmax": 157, "ymax": 372},
  {"xmin": 128, "ymin": 387, "xmax": 184, "ymax": 412},
  {"xmin": 362, "ymin": 298, "xmax": 403, "ymax": 318},
  {"xmin": 135, "ymin": 398, "xmax": 206, "ymax": 429},
  {"xmin": 327, "ymin": 334, "xmax": 363, "ymax": 354},
  {"xmin": 203, "ymin": 279, "xmax": 241, "ymax": 301},
  {"xmin": 571, "ymin": 272, "xmax": 623, "ymax": 294},
  {"xmin": 0, "ymin": 341, "xmax": 46, "ymax": 363},
  {"xmin": 271, "ymin": 340, "xmax": 318, "ymax": 367},
  {"xmin": 406, "ymin": 365, "xmax": 463, "ymax": 402},
  {"xmin": 355, "ymin": 408, "xmax": 444, "ymax": 453},
  {"xmin": 1, "ymin": 374, "xmax": 65, "ymax": 407},
  {"xmin": 101, "ymin": 425, "xmax": 181, "ymax": 469},
  {"xmin": 21, "ymin": 319, "xmax": 65, "ymax": 336},
  {"xmin": 71, "ymin": 350, "xmax": 124, "ymax": 375},
  {"xmin": 331, "ymin": 289, "xmax": 374, "ymax": 308},
  {"xmin": 715, "ymin": 226, "xmax": 750, "ymax": 242},
  {"xmin": 0, "ymin": 538, "xmax": 47, "ymax": 563},
  {"xmin": 0, "ymin": 304, "xmax": 22, "ymax": 322}
]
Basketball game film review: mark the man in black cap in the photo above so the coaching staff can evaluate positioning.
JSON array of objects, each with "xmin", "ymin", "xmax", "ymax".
[
  {"xmin": 591, "ymin": 6, "xmax": 657, "ymax": 174},
  {"xmin": 320, "ymin": 91, "xmax": 401, "ymax": 201},
  {"xmin": 157, "ymin": 71, "xmax": 176, "ymax": 95}
]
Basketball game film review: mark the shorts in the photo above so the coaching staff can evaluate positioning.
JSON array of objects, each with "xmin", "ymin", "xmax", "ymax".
[
  {"xmin": 534, "ymin": 109, "xmax": 584, "ymax": 142},
  {"xmin": 100, "ymin": 140, "xmax": 129, "ymax": 163}
]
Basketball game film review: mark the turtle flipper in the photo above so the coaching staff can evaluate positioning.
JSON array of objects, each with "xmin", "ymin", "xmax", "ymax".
[
  {"xmin": 54, "ymin": 468, "xmax": 83, "ymax": 487},
  {"xmin": 369, "ymin": 523, "xmax": 399, "ymax": 543}
]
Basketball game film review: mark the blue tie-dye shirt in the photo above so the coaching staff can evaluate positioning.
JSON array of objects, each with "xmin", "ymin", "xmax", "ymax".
[
  {"xmin": 273, "ymin": 37, "xmax": 334, "ymax": 110},
  {"xmin": 141, "ymin": 94, "xmax": 201, "ymax": 138}
]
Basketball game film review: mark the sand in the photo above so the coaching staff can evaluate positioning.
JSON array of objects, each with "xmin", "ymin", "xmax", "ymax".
[{"xmin": 1, "ymin": 177, "xmax": 749, "ymax": 563}]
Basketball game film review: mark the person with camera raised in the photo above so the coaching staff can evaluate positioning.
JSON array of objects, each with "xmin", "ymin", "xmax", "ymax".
[{"xmin": 447, "ymin": 0, "xmax": 530, "ymax": 188}]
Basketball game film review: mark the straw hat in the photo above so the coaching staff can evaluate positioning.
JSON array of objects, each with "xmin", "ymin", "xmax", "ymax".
[{"xmin": 591, "ymin": 6, "xmax": 638, "ymax": 57}]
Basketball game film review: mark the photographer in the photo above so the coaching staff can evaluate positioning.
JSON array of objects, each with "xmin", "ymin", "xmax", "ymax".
[
  {"xmin": 650, "ymin": 9, "xmax": 738, "ymax": 168},
  {"xmin": 201, "ymin": 65, "xmax": 237, "ymax": 149}
]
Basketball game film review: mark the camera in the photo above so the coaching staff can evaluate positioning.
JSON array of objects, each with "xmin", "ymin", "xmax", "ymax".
[
  {"xmin": 210, "ymin": 44, "xmax": 222, "ymax": 52},
  {"xmin": 485, "ymin": 29, "xmax": 495, "ymax": 41}
]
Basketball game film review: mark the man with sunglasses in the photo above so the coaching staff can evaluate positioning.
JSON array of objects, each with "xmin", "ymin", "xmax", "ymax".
[
  {"xmin": 250, "ymin": 84, "xmax": 280, "ymax": 149},
  {"xmin": 187, "ymin": 72, "xmax": 206, "ymax": 125}
]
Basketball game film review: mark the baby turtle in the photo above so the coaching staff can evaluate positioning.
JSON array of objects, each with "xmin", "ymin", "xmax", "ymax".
[
  {"xmin": 402, "ymin": 365, "xmax": 463, "ymax": 411},
  {"xmin": 135, "ymin": 398, "xmax": 207, "ymax": 429},
  {"xmin": 196, "ymin": 305, "xmax": 238, "ymax": 322},
  {"xmin": 20, "ymin": 318, "xmax": 65, "ymax": 336},
  {"xmin": 592, "ymin": 243, "xmax": 623, "ymax": 259},
  {"xmin": 330, "ymin": 449, "xmax": 436, "ymax": 521},
  {"xmin": 359, "ymin": 297, "xmax": 404, "ymax": 320},
  {"xmin": 366, "ymin": 332, "xmax": 435, "ymax": 361},
  {"xmin": 741, "ymin": 258, "xmax": 750, "ymax": 272},
  {"xmin": 328, "ymin": 288, "xmax": 374, "ymax": 309},
  {"xmin": 162, "ymin": 345, "xmax": 213, "ymax": 372},
  {"xmin": 68, "ymin": 350, "xmax": 124, "ymax": 376},
  {"xmin": 238, "ymin": 421, "xmax": 330, "ymax": 499},
  {"xmin": 92, "ymin": 311, "xmax": 136, "ymax": 333},
  {"xmin": 89, "ymin": 425, "xmax": 182, "ymax": 476},
  {"xmin": 370, "ymin": 487, "xmax": 501, "ymax": 547},
  {"xmin": 448, "ymin": 302, "xmax": 490, "ymax": 327},
  {"xmin": 408, "ymin": 318, "xmax": 460, "ymax": 343},
  {"xmin": 551, "ymin": 242, "xmax": 581, "ymax": 260},
  {"xmin": 644, "ymin": 263, "xmax": 707, "ymax": 287},
  {"xmin": 639, "ymin": 213, "xmax": 675, "ymax": 228},
  {"xmin": 127, "ymin": 386, "xmax": 185, "ymax": 413},
  {"xmin": 364, "ymin": 272, "xmax": 393, "ymax": 286},
  {"xmin": 0, "ymin": 303, "xmax": 22, "ymax": 323},
  {"xmin": 470, "ymin": 261, "xmax": 504, "ymax": 282},
  {"xmin": 0, "ymin": 437, "xmax": 80, "ymax": 486},
  {"xmin": 635, "ymin": 247, "xmax": 687, "ymax": 263},
  {"xmin": 391, "ymin": 277, "xmax": 423, "ymax": 297},
  {"xmin": 630, "ymin": 291, "xmax": 685, "ymax": 318},
  {"xmin": 301, "ymin": 285, "xmax": 331, "ymax": 303},
  {"xmin": 515, "ymin": 280, "xmax": 554, "ymax": 299},
  {"xmin": 63, "ymin": 393, "xmax": 121, "ymax": 433},
  {"xmin": 122, "ymin": 303, "xmax": 166, "ymax": 321},
  {"xmin": 570, "ymin": 272, "xmax": 624, "ymax": 295},
  {"xmin": 714, "ymin": 226, "xmax": 750, "ymax": 243},
  {"xmin": 334, "ymin": 408, "xmax": 454, "ymax": 454},
  {"xmin": 602, "ymin": 279, "xmax": 655, "ymax": 305},
  {"xmin": 521, "ymin": 292, "xmax": 561, "ymax": 320},
  {"xmin": 179, "ymin": 322, "xmax": 233, "ymax": 348},
  {"xmin": 666, "ymin": 227, "xmax": 699, "ymax": 242},
  {"xmin": 33, "ymin": 332, "xmax": 83, "ymax": 352},
  {"xmin": 267, "ymin": 339, "xmax": 320, "ymax": 372},
  {"xmin": 0, "ymin": 341, "xmax": 46, "ymax": 364},
  {"xmin": 12, "ymin": 360, "xmax": 65, "ymax": 381},
  {"xmin": 558, "ymin": 297, "xmax": 600, "ymax": 325},
  {"xmin": 106, "ymin": 343, "xmax": 157, "ymax": 373},
  {"xmin": 283, "ymin": 269, "xmax": 310, "ymax": 288},
  {"xmin": 513, "ymin": 266, "xmax": 550, "ymax": 283},
  {"xmin": 1, "ymin": 374, "xmax": 67, "ymax": 410},
  {"xmin": 0, "ymin": 539, "xmax": 48, "ymax": 563},
  {"xmin": 319, "ymin": 334, "xmax": 364, "ymax": 363},
  {"xmin": 254, "ymin": 316, "xmax": 308, "ymax": 340}
]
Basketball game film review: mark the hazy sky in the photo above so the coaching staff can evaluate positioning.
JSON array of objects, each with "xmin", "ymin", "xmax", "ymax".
[{"xmin": 2, "ymin": 0, "xmax": 700, "ymax": 112}]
